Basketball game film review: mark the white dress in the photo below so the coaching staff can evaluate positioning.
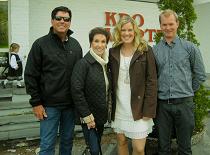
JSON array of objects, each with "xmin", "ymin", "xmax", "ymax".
[{"xmin": 111, "ymin": 53, "xmax": 154, "ymax": 139}]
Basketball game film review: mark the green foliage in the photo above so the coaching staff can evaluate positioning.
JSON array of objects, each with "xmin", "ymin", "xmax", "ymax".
[
  {"xmin": 155, "ymin": 0, "xmax": 210, "ymax": 132},
  {"xmin": 0, "ymin": 1, "xmax": 9, "ymax": 48},
  {"xmin": 194, "ymin": 86, "xmax": 210, "ymax": 132},
  {"xmin": 153, "ymin": 31, "xmax": 163, "ymax": 45},
  {"xmin": 157, "ymin": 0, "xmax": 199, "ymax": 45}
]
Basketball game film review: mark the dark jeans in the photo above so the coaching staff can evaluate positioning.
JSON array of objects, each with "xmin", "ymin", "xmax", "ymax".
[
  {"xmin": 156, "ymin": 99, "xmax": 195, "ymax": 155},
  {"xmin": 82, "ymin": 124, "xmax": 104, "ymax": 155},
  {"xmin": 39, "ymin": 106, "xmax": 75, "ymax": 155}
]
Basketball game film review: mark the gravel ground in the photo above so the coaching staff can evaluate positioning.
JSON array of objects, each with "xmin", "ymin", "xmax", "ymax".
[{"xmin": 0, "ymin": 133, "xmax": 116, "ymax": 155}]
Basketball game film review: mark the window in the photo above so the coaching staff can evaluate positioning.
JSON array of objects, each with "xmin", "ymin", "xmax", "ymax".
[
  {"xmin": 0, "ymin": 0, "xmax": 8, "ymax": 48},
  {"xmin": 0, "ymin": 0, "xmax": 8, "ymax": 79}
]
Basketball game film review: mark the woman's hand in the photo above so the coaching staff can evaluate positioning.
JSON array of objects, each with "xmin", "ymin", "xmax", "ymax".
[
  {"xmin": 15, "ymin": 65, "xmax": 19, "ymax": 70},
  {"xmin": 142, "ymin": 117, "xmax": 151, "ymax": 121},
  {"xmin": 87, "ymin": 120, "xmax": 96, "ymax": 129}
]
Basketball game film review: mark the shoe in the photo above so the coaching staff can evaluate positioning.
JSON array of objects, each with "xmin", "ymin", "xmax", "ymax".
[
  {"xmin": 17, "ymin": 85, "xmax": 25, "ymax": 88},
  {"xmin": 1, "ymin": 81, "xmax": 6, "ymax": 88}
]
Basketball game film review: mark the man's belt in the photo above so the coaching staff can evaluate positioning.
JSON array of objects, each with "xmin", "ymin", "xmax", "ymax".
[{"xmin": 158, "ymin": 97, "xmax": 193, "ymax": 104}]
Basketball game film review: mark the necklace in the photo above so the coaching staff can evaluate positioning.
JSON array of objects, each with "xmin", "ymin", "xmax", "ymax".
[
  {"xmin": 120, "ymin": 47, "xmax": 134, "ymax": 84},
  {"xmin": 120, "ymin": 52, "xmax": 133, "ymax": 84},
  {"xmin": 123, "ymin": 56, "xmax": 130, "ymax": 84}
]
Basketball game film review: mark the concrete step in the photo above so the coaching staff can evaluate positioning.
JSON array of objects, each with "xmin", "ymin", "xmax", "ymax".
[
  {"xmin": 0, "ymin": 122, "xmax": 40, "ymax": 140},
  {"xmin": 13, "ymin": 87, "xmax": 27, "ymax": 95},
  {"xmin": 0, "ymin": 87, "xmax": 28, "ymax": 104},
  {"xmin": 0, "ymin": 107, "xmax": 32, "ymax": 117},
  {"xmin": 0, "ymin": 113, "xmax": 36, "ymax": 126},
  {"xmin": 0, "ymin": 94, "xmax": 30, "ymax": 111},
  {"xmin": 0, "ymin": 101, "xmax": 30, "ymax": 110},
  {"xmin": 0, "ymin": 87, "xmax": 12, "ymax": 102},
  {"xmin": 0, "ymin": 83, "xmax": 27, "ymax": 102}
]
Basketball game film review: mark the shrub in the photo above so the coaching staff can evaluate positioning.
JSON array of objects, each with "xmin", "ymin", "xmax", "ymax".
[{"xmin": 194, "ymin": 85, "xmax": 210, "ymax": 133}]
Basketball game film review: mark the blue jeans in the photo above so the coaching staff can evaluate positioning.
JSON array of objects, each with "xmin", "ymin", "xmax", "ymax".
[
  {"xmin": 82, "ymin": 124, "xmax": 104, "ymax": 155},
  {"xmin": 39, "ymin": 106, "xmax": 75, "ymax": 155}
]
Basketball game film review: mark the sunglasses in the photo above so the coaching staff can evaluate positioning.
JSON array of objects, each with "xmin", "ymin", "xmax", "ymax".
[{"xmin": 54, "ymin": 16, "xmax": 70, "ymax": 22}]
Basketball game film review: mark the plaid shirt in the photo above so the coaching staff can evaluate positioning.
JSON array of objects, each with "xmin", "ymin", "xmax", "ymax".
[{"xmin": 153, "ymin": 36, "xmax": 206, "ymax": 99}]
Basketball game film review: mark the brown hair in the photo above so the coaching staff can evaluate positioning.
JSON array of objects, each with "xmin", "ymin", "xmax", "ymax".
[
  {"xmin": 10, "ymin": 43, "xmax": 20, "ymax": 52},
  {"xmin": 89, "ymin": 27, "xmax": 110, "ymax": 46}
]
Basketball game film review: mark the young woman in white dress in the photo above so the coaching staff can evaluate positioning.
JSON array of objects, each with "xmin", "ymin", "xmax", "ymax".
[{"xmin": 108, "ymin": 15, "xmax": 157, "ymax": 155}]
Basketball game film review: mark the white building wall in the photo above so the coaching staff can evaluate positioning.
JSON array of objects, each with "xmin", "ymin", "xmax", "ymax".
[
  {"xmin": 194, "ymin": 2, "xmax": 210, "ymax": 73},
  {"xmin": 11, "ymin": 0, "xmax": 209, "ymax": 73},
  {"xmin": 10, "ymin": 0, "xmax": 29, "ymax": 67},
  {"xmin": 28, "ymin": 0, "xmax": 160, "ymax": 55}
]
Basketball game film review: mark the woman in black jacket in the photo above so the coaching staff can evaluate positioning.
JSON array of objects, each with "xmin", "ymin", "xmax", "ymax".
[{"xmin": 71, "ymin": 27, "xmax": 110, "ymax": 155}]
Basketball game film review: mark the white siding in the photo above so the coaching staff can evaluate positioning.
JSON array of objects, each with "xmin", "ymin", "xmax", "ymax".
[
  {"xmin": 9, "ymin": 0, "xmax": 210, "ymax": 72},
  {"xmin": 194, "ymin": 2, "xmax": 210, "ymax": 73},
  {"xmin": 28, "ymin": 0, "xmax": 159, "ymax": 55},
  {"xmin": 10, "ymin": 0, "xmax": 29, "ymax": 66}
]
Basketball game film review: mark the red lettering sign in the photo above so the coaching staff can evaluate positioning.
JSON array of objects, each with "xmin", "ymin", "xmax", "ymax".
[
  {"xmin": 105, "ymin": 12, "xmax": 117, "ymax": 26},
  {"xmin": 132, "ymin": 14, "xmax": 144, "ymax": 27},
  {"xmin": 104, "ymin": 11, "xmax": 160, "ymax": 42}
]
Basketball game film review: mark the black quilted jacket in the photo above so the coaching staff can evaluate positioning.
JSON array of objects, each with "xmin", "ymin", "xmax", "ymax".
[{"xmin": 71, "ymin": 52, "xmax": 109, "ymax": 125}]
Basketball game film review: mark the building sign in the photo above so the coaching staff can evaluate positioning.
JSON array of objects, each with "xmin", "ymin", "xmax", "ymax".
[{"xmin": 104, "ymin": 11, "xmax": 161, "ymax": 42}]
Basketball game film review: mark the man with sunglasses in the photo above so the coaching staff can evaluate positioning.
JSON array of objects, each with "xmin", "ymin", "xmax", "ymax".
[{"xmin": 24, "ymin": 6, "xmax": 82, "ymax": 155}]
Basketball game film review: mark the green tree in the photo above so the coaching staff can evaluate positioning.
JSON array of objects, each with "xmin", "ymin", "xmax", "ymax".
[
  {"xmin": 0, "ymin": 1, "xmax": 8, "ymax": 48},
  {"xmin": 154, "ymin": 0, "xmax": 210, "ymax": 133}
]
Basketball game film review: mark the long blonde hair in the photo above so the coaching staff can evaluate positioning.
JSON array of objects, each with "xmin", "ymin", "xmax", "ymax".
[{"xmin": 112, "ymin": 15, "xmax": 148, "ymax": 53}]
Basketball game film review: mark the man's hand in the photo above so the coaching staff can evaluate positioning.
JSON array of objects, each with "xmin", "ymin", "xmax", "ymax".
[{"xmin": 33, "ymin": 105, "xmax": 47, "ymax": 120}]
